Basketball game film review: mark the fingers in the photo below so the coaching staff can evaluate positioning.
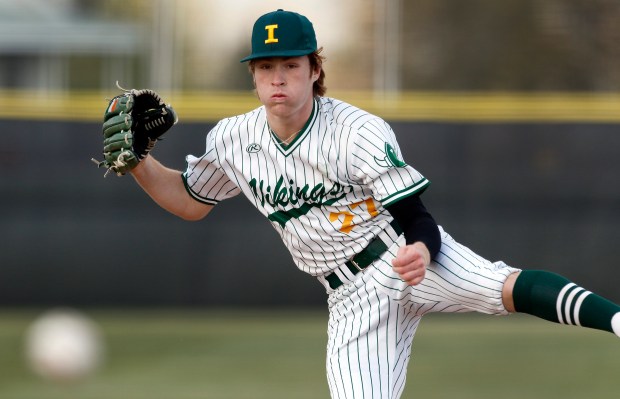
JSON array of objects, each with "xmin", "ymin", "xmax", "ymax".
[
  {"xmin": 391, "ymin": 243, "xmax": 430, "ymax": 286},
  {"xmin": 103, "ymin": 113, "xmax": 133, "ymax": 138},
  {"xmin": 397, "ymin": 267, "xmax": 426, "ymax": 286},
  {"xmin": 104, "ymin": 94, "xmax": 133, "ymax": 121},
  {"xmin": 103, "ymin": 131, "xmax": 134, "ymax": 153}
]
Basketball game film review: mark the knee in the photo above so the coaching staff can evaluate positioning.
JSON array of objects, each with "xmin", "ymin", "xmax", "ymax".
[{"xmin": 502, "ymin": 271, "xmax": 521, "ymax": 313}]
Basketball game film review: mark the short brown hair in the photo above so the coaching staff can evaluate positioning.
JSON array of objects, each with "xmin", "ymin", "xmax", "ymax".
[
  {"xmin": 309, "ymin": 48, "xmax": 327, "ymax": 97},
  {"xmin": 248, "ymin": 47, "xmax": 327, "ymax": 97}
]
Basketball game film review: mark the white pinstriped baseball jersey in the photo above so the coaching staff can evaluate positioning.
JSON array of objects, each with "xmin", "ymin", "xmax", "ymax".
[{"xmin": 183, "ymin": 97, "xmax": 428, "ymax": 278}]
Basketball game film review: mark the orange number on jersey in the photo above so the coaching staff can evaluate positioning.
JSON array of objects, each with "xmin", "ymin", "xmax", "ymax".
[
  {"xmin": 329, "ymin": 211, "xmax": 355, "ymax": 234},
  {"xmin": 329, "ymin": 198, "xmax": 379, "ymax": 234}
]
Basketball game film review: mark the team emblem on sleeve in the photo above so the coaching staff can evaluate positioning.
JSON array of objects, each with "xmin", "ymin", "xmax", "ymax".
[{"xmin": 374, "ymin": 143, "xmax": 407, "ymax": 168}]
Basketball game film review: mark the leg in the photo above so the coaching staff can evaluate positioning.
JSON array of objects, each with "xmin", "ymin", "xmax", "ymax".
[
  {"xmin": 502, "ymin": 271, "xmax": 519, "ymax": 313},
  {"xmin": 504, "ymin": 269, "xmax": 620, "ymax": 337},
  {"xmin": 326, "ymin": 275, "xmax": 420, "ymax": 399},
  {"xmin": 398, "ymin": 230, "xmax": 519, "ymax": 316}
]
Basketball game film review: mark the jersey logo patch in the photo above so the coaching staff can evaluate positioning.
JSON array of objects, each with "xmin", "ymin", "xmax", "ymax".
[
  {"xmin": 374, "ymin": 143, "xmax": 407, "ymax": 168},
  {"xmin": 246, "ymin": 143, "xmax": 262, "ymax": 153}
]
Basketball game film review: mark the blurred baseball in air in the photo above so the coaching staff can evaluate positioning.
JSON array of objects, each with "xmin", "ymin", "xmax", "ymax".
[{"xmin": 25, "ymin": 309, "xmax": 105, "ymax": 382}]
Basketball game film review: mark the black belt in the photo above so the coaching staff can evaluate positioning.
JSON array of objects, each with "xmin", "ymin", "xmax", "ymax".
[{"xmin": 325, "ymin": 220, "xmax": 402, "ymax": 290}]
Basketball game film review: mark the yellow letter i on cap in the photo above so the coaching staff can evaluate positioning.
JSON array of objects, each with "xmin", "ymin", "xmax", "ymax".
[{"xmin": 265, "ymin": 24, "xmax": 279, "ymax": 44}]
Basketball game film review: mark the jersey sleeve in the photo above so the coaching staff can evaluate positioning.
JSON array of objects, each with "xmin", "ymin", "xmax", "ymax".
[
  {"xmin": 349, "ymin": 118, "xmax": 429, "ymax": 207},
  {"xmin": 182, "ymin": 123, "xmax": 241, "ymax": 205}
]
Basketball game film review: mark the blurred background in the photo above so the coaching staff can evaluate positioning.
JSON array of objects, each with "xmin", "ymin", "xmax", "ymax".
[
  {"xmin": 1, "ymin": 1, "xmax": 620, "ymax": 398},
  {"xmin": 2, "ymin": 0, "xmax": 619, "ymax": 307}
]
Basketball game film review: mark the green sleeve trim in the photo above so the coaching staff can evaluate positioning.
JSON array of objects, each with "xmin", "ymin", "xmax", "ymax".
[
  {"xmin": 381, "ymin": 178, "xmax": 430, "ymax": 207},
  {"xmin": 182, "ymin": 172, "xmax": 219, "ymax": 206}
]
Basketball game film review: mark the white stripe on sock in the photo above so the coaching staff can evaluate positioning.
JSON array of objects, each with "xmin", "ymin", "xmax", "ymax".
[
  {"xmin": 564, "ymin": 287, "xmax": 585, "ymax": 326},
  {"xmin": 572, "ymin": 290, "xmax": 591, "ymax": 327},
  {"xmin": 556, "ymin": 283, "xmax": 576, "ymax": 325}
]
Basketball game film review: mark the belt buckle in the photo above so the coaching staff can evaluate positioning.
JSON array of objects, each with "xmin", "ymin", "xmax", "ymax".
[{"xmin": 349, "ymin": 258, "xmax": 363, "ymax": 272}]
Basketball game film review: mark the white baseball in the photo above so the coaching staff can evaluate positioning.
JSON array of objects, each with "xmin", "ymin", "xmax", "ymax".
[{"xmin": 25, "ymin": 309, "xmax": 104, "ymax": 382}]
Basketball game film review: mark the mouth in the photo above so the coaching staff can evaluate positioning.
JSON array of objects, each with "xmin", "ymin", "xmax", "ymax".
[{"xmin": 271, "ymin": 93, "xmax": 287, "ymax": 100}]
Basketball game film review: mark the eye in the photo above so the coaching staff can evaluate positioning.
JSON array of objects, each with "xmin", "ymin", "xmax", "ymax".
[{"xmin": 256, "ymin": 62, "xmax": 272, "ymax": 70}]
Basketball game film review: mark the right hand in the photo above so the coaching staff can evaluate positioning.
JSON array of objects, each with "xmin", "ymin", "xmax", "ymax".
[{"xmin": 391, "ymin": 241, "xmax": 430, "ymax": 286}]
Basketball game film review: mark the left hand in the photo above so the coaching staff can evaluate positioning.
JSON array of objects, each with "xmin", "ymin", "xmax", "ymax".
[
  {"xmin": 391, "ymin": 242, "xmax": 431, "ymax": 286},
  {"xmin": 94, "ymin": 85, "xmax": 177, "ymax": 177}
]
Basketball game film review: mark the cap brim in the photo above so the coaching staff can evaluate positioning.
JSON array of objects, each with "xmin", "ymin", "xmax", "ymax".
[{"xmin": 240, "ymin": 48, "xmax": 315, "ymax": 63}]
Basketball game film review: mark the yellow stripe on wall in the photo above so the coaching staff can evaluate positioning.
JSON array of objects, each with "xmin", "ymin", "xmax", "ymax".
[{"xmin": 0, "ymin": 90, "xmax": 619, "ymax": 123}]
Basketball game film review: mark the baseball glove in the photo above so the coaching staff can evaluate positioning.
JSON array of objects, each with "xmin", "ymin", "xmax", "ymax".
[{"xmin": 93, "ymin": 84, "xmax": 178, "ymax": 176}]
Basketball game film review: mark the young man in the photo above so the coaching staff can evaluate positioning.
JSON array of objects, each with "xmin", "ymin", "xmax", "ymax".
[{"xmin": 101, "ymin": 9, "xmax": 620, "ymax": 399}]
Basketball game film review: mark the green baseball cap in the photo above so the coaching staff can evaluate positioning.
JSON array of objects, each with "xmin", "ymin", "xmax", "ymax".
[{"xmin": 240, "ymin": 9, "xmax": 317, "ymax": 62}]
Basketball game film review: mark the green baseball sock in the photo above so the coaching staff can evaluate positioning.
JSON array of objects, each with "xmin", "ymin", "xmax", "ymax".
[{"xmin": 512, "ymin": 270, "xmax": 620, "ymax": 337}]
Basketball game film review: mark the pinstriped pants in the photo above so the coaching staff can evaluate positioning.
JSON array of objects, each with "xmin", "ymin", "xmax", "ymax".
[{"xmin": 325, "ymin": 227, "xmax": 519, "ymax": 398}]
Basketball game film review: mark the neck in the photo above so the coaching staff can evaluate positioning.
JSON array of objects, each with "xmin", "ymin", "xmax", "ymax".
[{"xmin": 268, "ymin": 98, "xmax": 314, "ymax": 143}]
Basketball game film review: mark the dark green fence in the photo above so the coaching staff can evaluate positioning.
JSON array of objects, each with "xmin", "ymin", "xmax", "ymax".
[{"xmin": 1, "ymin": 120, "xmax": 618, "ymax": 306}]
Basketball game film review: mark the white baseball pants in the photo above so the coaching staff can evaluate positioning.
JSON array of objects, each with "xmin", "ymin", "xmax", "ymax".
[{"xmin": 325, "ymin": 227, "xmax": 519, "ymax": 398}]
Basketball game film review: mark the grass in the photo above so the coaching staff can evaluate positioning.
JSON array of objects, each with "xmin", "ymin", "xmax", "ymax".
[{"xmin": 0, "ymin": 309, "xmax": 617, "ymax": 399}]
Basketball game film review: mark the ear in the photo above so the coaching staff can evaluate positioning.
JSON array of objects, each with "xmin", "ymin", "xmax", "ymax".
[{"xmin": 312, "ymin": 66, "xmax": 321, "ymax": 82}]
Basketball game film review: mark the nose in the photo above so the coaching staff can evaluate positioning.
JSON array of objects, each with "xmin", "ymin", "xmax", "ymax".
[{"xmin": 272, "ymin": 65, "xmax": 286, "ymax": 86}]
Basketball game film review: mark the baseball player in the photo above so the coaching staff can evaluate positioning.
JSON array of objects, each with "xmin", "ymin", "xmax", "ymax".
[{"xmin": 98, "ymin": 9, "xmax": 620, "ymax": 398}]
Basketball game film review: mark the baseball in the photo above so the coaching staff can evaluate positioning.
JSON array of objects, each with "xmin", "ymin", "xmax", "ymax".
[{"xmin": 25, "ymin": 309, "xmax": 104, "ymax": 382}]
